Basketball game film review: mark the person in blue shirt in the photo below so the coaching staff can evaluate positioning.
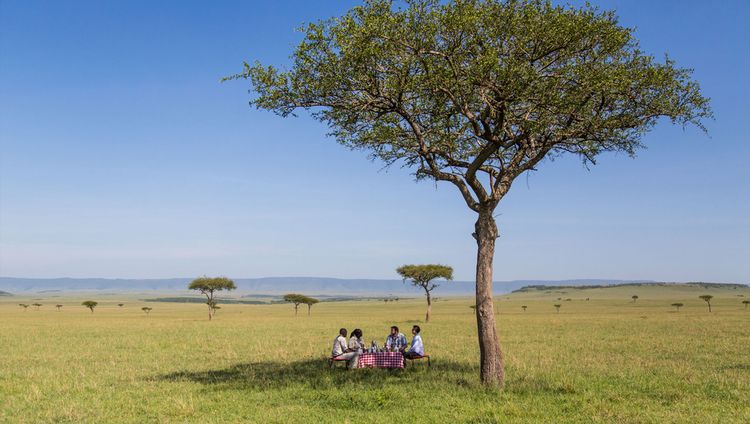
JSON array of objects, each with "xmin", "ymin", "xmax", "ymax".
[
  {"xmin": 404, "ymin": 325, "xmax": 424, "ymax": 359},
  {"xmin": 384, "ymin": 326, "xmax": 407, "ymax": 352}
]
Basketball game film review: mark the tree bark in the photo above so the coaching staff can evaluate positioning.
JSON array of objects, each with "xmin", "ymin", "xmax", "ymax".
[
  {"xmin": 207, "ymin": 294, "xmax": 213, "ymax": 321},
  {"xmin": 425, "ymin": 291, "xmax": 432, "ymax": 322},
  {"xmin": 474, "ymin": 209, "xmax": 504, "ymax": 387}
]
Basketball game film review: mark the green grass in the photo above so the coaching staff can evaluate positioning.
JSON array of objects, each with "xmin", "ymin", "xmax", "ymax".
[{"xmin": 1, "ymin": 285, "xmax": 749, "ymax": 423}]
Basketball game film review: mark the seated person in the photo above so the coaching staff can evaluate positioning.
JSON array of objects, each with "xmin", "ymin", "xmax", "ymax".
[
  {"xmin": 332, "ymin": 328, "xmax": 359, "ymax": 369},
  {"xmin": 404, "ymin": 325, "xmax": 424, "ymax": 359},
  {"xmin": 384, "ymin": 326, "xmax": 407, "ymax": 352},
  {"xmin": 349, "ymin": 328, "xmax": 364, "ymax": 353}
]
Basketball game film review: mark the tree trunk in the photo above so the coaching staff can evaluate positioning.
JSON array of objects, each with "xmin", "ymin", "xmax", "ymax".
[
  {"xmin": 307, "ymin": 304, "xmax": 311, "ymax": 316},
  {"xmin": 294, "ymin": 304, "xmax": 298, "ymax": 316},
  {"xmin": 474, "ymin": 210, "xmax": 504, "ymax": 387},
  {"xmin": 425, "ymin": 292, "xmax": 432, "ymax": 322},
  {"xmin": 707, "ymin": 302, "xmax": 711, "ymax": 313},
  {"xmin": 205, "ymin": 292, "xmax": 213, "ymax": 321}
]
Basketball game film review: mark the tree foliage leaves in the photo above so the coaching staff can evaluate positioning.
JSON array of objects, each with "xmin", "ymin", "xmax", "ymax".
[
  {"xmin": 226, "ymin": 0, "xmax": 711, "ymax": 212},
  {"xmin": 396, "ymin": 264, "xmax": 453, "ymax": 291}
]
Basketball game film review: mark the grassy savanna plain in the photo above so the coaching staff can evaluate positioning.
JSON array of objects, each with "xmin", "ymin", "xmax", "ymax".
[{"xmin": 1, "ymin": 285, "xmax": 748, "ymax": 423}]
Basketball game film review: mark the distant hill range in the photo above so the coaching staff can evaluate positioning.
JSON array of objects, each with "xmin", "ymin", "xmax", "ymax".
[
  {"xmin": 0, "ymin": 290, "xmax": 12, "ymax": 296},
  {"xmin": 513, "ymin": 282, "xmax": 748, "ymax": 293},
  {"xmin": 1, "ymin": 276, "xmax": 744, "ymax": 296}
]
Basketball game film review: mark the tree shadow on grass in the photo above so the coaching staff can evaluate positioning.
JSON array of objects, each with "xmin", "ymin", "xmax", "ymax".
[
  {"xmin": 154, "ymin": 357, "xmax": 577, "ymax": 396},
  {"xmin": 154, "ymin": 357, "xmax": 481, "ymax": 391}
]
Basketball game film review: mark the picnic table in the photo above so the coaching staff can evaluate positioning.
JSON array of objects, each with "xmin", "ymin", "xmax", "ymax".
[{"xmin": 357, "ymin": 351, "xmax": 404, "ymax": 369}]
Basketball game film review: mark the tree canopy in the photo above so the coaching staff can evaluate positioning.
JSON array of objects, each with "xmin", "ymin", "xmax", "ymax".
[
  {"xmin": 226, "ymin": 0, "xmax": 710, "ymax": 388},
  {"xmin": 188, "ymin": 276, "xmax": 237, "ymax": 293},
  {"xmin": 227, "ymin": 0, "xmax": 710, "ymax": 213},
  {"xmin": 397, "ymin": 264, "xmax": 454, "ymax": 287}
]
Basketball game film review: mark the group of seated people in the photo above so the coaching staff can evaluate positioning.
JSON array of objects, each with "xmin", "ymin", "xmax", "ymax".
[{"xmin": 332, "ymin": 325, "xmax": 425, "ymax": 369}]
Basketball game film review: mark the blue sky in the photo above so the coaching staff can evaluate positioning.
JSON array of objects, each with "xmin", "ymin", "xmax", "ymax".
[{"xmin": 1, "ymin": 0, "xmax": 748, "ymax": 283}]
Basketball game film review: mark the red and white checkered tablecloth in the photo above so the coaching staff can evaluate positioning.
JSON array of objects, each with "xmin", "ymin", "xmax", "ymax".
[{"xmin": 357, "ymin": 352, "xmax": 404, "ymax": 369}]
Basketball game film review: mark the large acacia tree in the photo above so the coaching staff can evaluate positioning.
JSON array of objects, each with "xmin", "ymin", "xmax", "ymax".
[{"xmin": 226, "ymin": 0, "xmax": 710, "ymax": 386}]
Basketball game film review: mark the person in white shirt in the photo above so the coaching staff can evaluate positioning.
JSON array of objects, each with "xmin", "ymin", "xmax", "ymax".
[
  {"xmin": 404, "ymin": 325, "xmax": 424, "ymax": 359},
  {"xmin": 331, "ymin": 328, "xmax": 359, "ymax": 369}
]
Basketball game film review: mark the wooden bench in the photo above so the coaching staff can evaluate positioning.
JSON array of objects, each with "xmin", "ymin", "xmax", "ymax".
[
  {"xmin": 328, "ymin": 355, "xmax": 349, "ymax": 368},
  {"xmin": 404, "ymin": 354, "xmax": 431, "ymax": 367}
]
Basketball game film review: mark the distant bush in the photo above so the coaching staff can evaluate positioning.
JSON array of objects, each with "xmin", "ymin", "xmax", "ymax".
[
  {"xmin": 671, "ymin": 303, "xmax": 683, "ymax": 311},
  {"xmin": 554, "ymin": 304, "xmax": 561, "ymax": 313},
  {"xmin": 521, "ymin": 305, "xmax": 527, "ymax": 311},
  {"xmin": 18, "ymin": 304, "xmax": 29, "ymax": 311}
]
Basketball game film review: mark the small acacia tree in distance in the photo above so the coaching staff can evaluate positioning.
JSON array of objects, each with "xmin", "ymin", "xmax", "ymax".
[
  {"xmin": 188, "ymin": 276, "xmax": 236, "ymax": 321},
  {"xmin": 32, "ymin": 303, "xmax": 42, "ymax": 310},
  {"xmin": 554, "ymin": 304, "xmax": 561, "ymax": 314},
  {"xmin": 118, "ymin": 303, "xmax": 124, "ymax": 307},
  {"xmin": 19, "ymin": 304, "xmax": 29, "ymax": 311},
  {"xmin": 699, "ymin": 295, "xmax": 713, "ymax": 312},
  {"xmin": 521, "ymin": 305, "xmax": 527, "ymax": 312},
  {"xmin": 228, "ymin": 0, "xmax": 710, "ymax": 387},
  {"xmin": 632, "ymin": 295, "xmax": 639, "ymax": 303},
  {"xmin": 304, "ymin": 297, "xmax": 320, "ymax": 316},
  {"xmin": 743, "ymin": 300, "xmax": 750, "ymax": 310},
  {"xmin": 283, "ymin": 294, "xmax": 308, "ymax": 316},
  {"xmin": 142, "ymin": 307, "xmax": 152, "ymax": 315},
  {"xmin": 671, "ymin": 302, "xmax": 684, "ymax": 311},
  {"xmin": 396, "ymin": 264, "xmax": 453, "ymax": 322},
  {"xmin": 55, "ymin": 304, "xmax": 63, "ymax": 311},
  {"xmin": 82, "ymin": 301, "xmax": 98, "ymax": 313}
]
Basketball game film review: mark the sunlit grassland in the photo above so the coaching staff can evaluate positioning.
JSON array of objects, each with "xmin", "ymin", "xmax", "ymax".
[{"xmin": 1, "ymin": 285, "xmax": 748, "ymax": 423}]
